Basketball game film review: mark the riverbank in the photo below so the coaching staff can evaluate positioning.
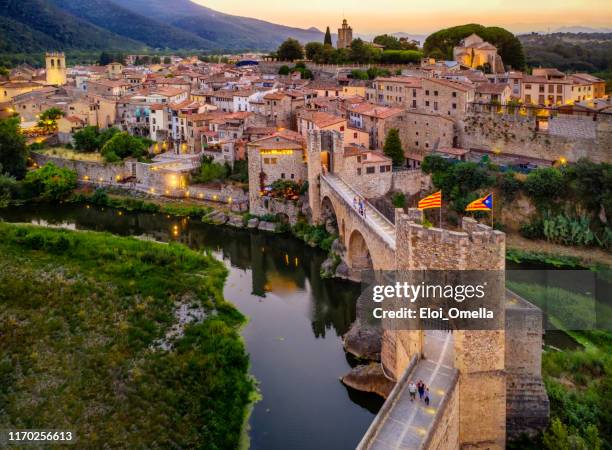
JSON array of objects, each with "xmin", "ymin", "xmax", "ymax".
[{"xmin": 0, "ymin": 222, "xmax": 256, "ymax": 448}]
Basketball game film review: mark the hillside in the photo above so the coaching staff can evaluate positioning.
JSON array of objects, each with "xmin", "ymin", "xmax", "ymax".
[
  {"xmin": 519, "ymin": 32, "xmax": 612, "ymax": 72},
  {"xmin": 0, "ymin": 0, "xmax": 325, "ymax": 53},
  {"xmin": 0, "ymin": 0, "xmax": 142, "ymax": 52},
  {"xmin": 51, "ymin": 0, "xmax": 216, "ymax": 50}
]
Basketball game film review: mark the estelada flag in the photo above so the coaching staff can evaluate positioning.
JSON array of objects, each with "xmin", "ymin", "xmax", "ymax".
[
  {"xmin": 466, "ymin": 193, "xmax": 493, "ymax": 211},
  {"xmin": 418, "ymin": 191, "xmax": 442, "ymax": 210}
]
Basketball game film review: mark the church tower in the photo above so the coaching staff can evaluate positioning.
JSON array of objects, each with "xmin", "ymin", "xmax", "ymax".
[
  {"xmin": 45, "ymin": 52, "xmax": 67, "ymax": 86},
  {"xmin": 337, "ymin": 19, "xmax": 353, "ymax": 49}
]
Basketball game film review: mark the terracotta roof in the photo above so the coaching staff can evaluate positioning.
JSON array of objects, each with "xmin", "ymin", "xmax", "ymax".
[
  {"xmin": 476, "ymin": 83, "xmax": 510, "ymax": 94},
  {"xmin": 300, "ymin": 111, "xmax": 345, "ymax": 128},
  {"xmin": 424, "ymin": 77, "xmax": 474, "ymax": 92}
]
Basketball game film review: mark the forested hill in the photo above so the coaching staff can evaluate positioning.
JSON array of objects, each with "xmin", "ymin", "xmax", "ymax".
[
  {"xmin": 0, "ymin": 0, "xmax": 324, "ymax": 53},
  {"xmin": 518, "ymin": 32, "xmax": 612, "ymax": 73}
]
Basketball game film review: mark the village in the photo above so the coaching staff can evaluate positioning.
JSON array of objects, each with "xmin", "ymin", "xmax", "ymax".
[{"xmin": 1, "ymin": 22, "xmax": 610, "ymax": 235}]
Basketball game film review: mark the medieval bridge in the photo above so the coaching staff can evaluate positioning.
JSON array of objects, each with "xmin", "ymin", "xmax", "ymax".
[{"xmin": 319, "ymin": 173, "xmax": 397, "ymax": 272}]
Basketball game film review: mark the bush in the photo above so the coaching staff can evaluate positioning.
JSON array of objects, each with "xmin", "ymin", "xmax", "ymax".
[
  {"xmin": 499, "ymin": 172, "xmax": 522, "ymax": 202},
  {"xmin": 193, "ymin": 159, "xmax": 228, "ymax": 184},
  {"xmin": 101, "ymin": 132, "xmax": 151, "ymax": 162},
  {"xmin": 392, "ymin": 192, "xmax": 406, "ymax": 208},
  {"xmin": 524, "ymin": 167, "xmax": 565, "ymax": 207},
  {"xmin": 23, "ymin": 163, "xmax": 77, "ymax": 201}
]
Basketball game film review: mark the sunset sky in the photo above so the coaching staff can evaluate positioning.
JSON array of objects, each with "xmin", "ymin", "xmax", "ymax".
[{"xmin": 193, "ymin": 0, "xmax": 612, "ymax": 35}]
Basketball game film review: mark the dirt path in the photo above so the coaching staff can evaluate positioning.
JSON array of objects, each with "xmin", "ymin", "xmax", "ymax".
[{"xmin": 506, "ymin": 233, "xmax": 612, "ymax": 267}]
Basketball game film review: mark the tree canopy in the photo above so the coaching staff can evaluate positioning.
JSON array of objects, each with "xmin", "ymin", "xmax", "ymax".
[
  {"xmin": 73, "ymin": 126, "xmax": 119, "ymax": 152},
  {"xmin": 383, "ymin": 129, "xmax": 405, "ymax": 167},
  {"xmin": 277, "ymin": 38, "xmax": 304, "ymax": 62},
  {"xmin": 24, "ymin": 162, "xmax": 77, "ymax": 201},
  {"xmin": 38, "ymin": 107, "xmax": 64, "ymax": 133},
  {"xmin": 423, "ymin": 24, "xmax": 525, "ymax": 70},
  {"xmin": 0, "ymin": 117, "xmax": 27, "ymax": 179},
  {"xmin": 100, "ymin": 132, "xmax": 151, "ymax": 162},
  {"xmin": 373, "ymin": 34, "xmax": 402, "ymax": 50},
  {"xmin": 324, "ymin": 26, "xmax": 332, "ymax": 46}
]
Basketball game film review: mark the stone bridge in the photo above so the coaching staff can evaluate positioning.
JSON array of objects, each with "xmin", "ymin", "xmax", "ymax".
[{"xmin": 319, "ymin": 174, "xmax": 396, "ymax": 271}]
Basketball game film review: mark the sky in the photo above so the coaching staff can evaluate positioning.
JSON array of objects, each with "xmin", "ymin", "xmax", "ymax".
[{"xmin": 192, "ymin": 0, "xmax": 612, "ymax": 35}]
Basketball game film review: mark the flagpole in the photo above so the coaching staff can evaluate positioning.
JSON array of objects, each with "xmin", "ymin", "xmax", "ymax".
[
  {"xmin": 439, "ymin": 206, "xmax": 442, "ymax": 229},
  {"xmin": 491, "ymin": 196, "xmax": 494, "ymax": 229}
]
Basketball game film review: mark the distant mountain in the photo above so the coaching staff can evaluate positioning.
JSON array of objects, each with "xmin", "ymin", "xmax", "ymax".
[
  {"xmin": 115, "ymin": 0, "xmax": 325, "ymax": 51},
  {"xmin": 0, "ymin": 0, "xmax": 326, "ymax": 53},
  {"xmin": 551, "ymin": 26, "xmax": 612, "ymax": 34}
]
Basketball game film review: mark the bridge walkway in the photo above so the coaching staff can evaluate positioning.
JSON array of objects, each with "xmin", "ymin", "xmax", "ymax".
[
  {"xmin": 322, "ymin": 174, "xmax": 396, "ymax": 250},
  {"xmin": 359, "ymin": 331, "xmax": 458, "ymax": 450}
]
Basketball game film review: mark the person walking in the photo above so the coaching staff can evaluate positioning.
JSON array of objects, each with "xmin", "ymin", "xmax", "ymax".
[
  {"xmin": 417, "ymin": 380, "xmax": 425, "ymax": 400},
  {"xmin": 408, "ymin": 381, "xmax": 417, "ymax": 401},
  {"xmin": 353, "ymin": 196, "xmax": 358, "ymax": 210},
  {"xmin": 424, "ymin": 387, "xmax": 430, "ymax": 406}
]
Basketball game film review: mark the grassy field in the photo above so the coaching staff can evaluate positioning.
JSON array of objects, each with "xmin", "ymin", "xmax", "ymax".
[
  {"xmin": 0, "ymin": 223, "xmax": 255, "ymax": 449},
  {"xmin": 38, "ymin": 147, "xmax": 103, "ymax": 162}
]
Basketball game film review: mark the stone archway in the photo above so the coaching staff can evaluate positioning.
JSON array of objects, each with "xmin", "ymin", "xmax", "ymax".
[
  {"xmin": 348, "ymin": 230, "xmax": 373, "ymax": 270},
  {"xmin": 321, "ymin": 196, "xmax": 339, "ymax": 236}
]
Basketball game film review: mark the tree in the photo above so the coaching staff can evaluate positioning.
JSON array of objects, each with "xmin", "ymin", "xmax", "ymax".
[
  {"xmin": 73, "ymin": 126, "xmax": 101, "ymax": 152},
  {"xmin": 101, "ymin": 132, "xmax": 151, "ymax": 162},
  {"xmin": 278, "ymin": 65, "xmax": 291, "ymax": 75},
  {"xmin": 99, "ymin": 51, "xmax": 113, "ymax": 66},
  {"xmin": 423, "ymin": 24, "xmax": 525, "ymax": 69},
  {"xmin": 0, "ymin": 117, "xmax": 27, "ymax": 179},
  {"xmin": 151, "ymin": 56, "xmax": 161, "ymax": 64},
  {"xmin": 193, "ymin": 156, "xmax": 228, "ymax": 184},
  {"xmin": 324, "ymin": 26, "xmax": 332, "ymax": 46},
  {"xmin": 24, "ymin": 163, "xmax": 77, "ymax": 201},
  {"xmin": 277, "ymin": 38, "xmax": 304, "ymax": 62},
  {"xmin": 163, "ymin": 56, "xmax": 171, "ymax": 64},
  {"xmin": 305, "ymin": 42, "xmax": 324, "ymax": 61},
  {"xmin": 373, "ymin": 34, "xmax": 402, "ymax": 50},
  {"xmin": 383, "ymin": 129, "xmax": 405, "ymax": 167},
  {"xmin": 38, "ymin": 107, "xmax": 64, "ymax": 133},
  {"xmin": 524, "ymin": 167, "xmax": 566, "ymax": 206},
  {"xmin": 350, "ymin": 39, "xmax": 379, "ymax": 64}
]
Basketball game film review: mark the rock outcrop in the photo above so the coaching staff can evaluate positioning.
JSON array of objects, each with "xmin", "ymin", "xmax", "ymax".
[
  {"xmin": 343, "ymin": 320, "xmax": 382, "ymax": 361},
  {"xmin": 341, "ymin": 363, "xmax": 395, "ymax": 399}
]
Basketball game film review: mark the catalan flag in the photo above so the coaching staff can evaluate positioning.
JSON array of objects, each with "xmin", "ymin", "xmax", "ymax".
[
  {"xmin": 466, "ymin": 193, "xmax": 493, "ymax": 211},
  {"xmin": 418, "ymin": 191, "xmax": 442, "ymax": 210}
]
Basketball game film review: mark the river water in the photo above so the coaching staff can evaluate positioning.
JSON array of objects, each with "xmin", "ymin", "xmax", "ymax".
[{"xmin": 0, "ymin": 204, "xmax": 382, "ymax": 450}]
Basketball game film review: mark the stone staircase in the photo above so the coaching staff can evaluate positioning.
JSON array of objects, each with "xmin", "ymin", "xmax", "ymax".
[{"xmin": 323, "ymin": 174, "xmax": 396, "ymax": 249}]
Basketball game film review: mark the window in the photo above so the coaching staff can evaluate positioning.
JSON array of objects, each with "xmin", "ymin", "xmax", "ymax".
[
  {"xmin": 357, "ymin": 168, "xmax": 362, "ymax": 175},
  {"xmin": 340, "ymin": 126, "xmax": 345, "ymax": 131},
  {"xmin": 452, "ymin": 103, "xmax": 457, "ymax": 109},
  {"xmin": 353, "ymin": 132, "xmax": 358, "ymax": 138},
  {"xmin": 412, "ymin": 89, "xmax": 417, "ymax": 98},
  {"xmin": 539, "ymin": 85, "xmax": 545, "ymax": 93},
  {"xmin": 425, "ymin": 90, "xmax": 430, "ymax": 95},
  {"xmin": 557, "ymin": 85, "xmax": 562, "ymax": 94},
  {"xmin": 425, "ymin": 143, "xmax": 429, "ymax": 148},
  {"xmin": 271, "ymin": 158, "xmax": 277, "ymax": 164},
  {"xmin": 548, "ymin": 85, "xmax": 554, "ymax": 93},
  {"xmin": 415, "ymin": 141, "xmax": 419, "ymax": 146},
  {"xmin": 434, "ymin": 102, "xmax": 439, "ymax": 111},
  {"xmin": 412, "ymin": 100, "xmax": 417, "ymax": 108},
  {"xmin": 281, "ymin": 173, "xmax": 285, "ymax": 178},
  {"xmin": 425, "ymin": 101, "xmax": 430, "ymax": 107},
  {"xmin": 452, "ymin": 91, "xmax": 457, "ymax": 97},
  {"xmin": 525, "ymin": 84, "xmax": 532, "ymax": 90},
  {"xmin": 434, "ymin": 91, "xmax": 438, "ymax": 96},
  {"xmin": 366, "ymin": 166, "xmax": 375, "ymax": 174},
  {"xmin": 290, "ymin": 174, "xmax": 294, "ymax": 179},
  {"xmin": 263, "ymin": 158, "xmax": 270, "ymax": 164},
  {"xmin": 415, "ymin": 131, "xmax": 419, "ymax": 136}
]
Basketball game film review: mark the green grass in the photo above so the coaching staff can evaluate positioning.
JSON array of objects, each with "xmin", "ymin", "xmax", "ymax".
[{"xmin": 0, "ymin": 223, "xmax": 255, "ymax": 449}]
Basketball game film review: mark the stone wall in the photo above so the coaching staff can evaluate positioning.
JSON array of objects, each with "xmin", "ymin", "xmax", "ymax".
[
  {"xmin": 460, "ymin": 111, "xmax": 612, "ymax": 164},
  {"xmin": 423, "ymin": 375, "xmax": 460, "ymax": 450},
  {"xmin": 505, "ymin": 293, "xmax": 550, "ymax": 438},
  {"xmin": 391, "ymin": 169, "xmax": 429, "ymax": 195},
  {"xmin": 32, "ymin": 153, "xmax": 129, "ymax": 185},
  {"xmin": 250, "ymin": 196, "xmax": 304, "ymax": 224}
]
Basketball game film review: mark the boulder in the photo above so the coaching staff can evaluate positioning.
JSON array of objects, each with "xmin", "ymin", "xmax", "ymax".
[
  {"xmin": 320, "ymin": 256, "xmax": 338, "ymax": 278},
  {"xmin": 341, "ymin": 363, "xmax": 395, "ymax": 399},
  {"xmin": 247, "ymin": 218, "xmax": 260, "ymax": 229},
  {"xmin": 335, "ymin": 261, "xmax": 350, "ymax": 279},
  {"xmin": 343, "ymin": 320, "xmax": 382, "ymax": 361},
  {"xmin": 258, "ymin": 221, "xmax": 276, "ymax": 232},
  {"xmin": 228, "ymin": 215, "xmax": 245, "ymax": 228},
  {"xmin": 203, "ymin": 210, "xmax": 228, "ymax": 225}
]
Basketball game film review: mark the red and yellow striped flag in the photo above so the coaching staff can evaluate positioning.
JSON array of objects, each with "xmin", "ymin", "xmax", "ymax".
[{"xmin": 418, "ymin": 191, "xmax": 442, "ymax": 210}]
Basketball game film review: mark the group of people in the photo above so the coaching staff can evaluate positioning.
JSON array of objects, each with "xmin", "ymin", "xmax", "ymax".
[
  {"xmin": 407, "ymin": 379, "xmax": 430, "ymax": 405},
  {"xmin": 352, "ymin": 196, "xmax": 367, "ymax": 218}
]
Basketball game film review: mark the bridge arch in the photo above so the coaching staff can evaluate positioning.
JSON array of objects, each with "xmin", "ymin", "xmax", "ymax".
[
  {"xmin": 348, "ymin": 229, "xmax": 373, "ymax": 270},
  {"xmin": 321, "ymin": 195, "xmax": 340, "ymax": 236}
]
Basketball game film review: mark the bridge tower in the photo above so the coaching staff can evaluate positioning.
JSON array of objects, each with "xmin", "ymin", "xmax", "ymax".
[{"xmin": 384, "ymin": 208, "xmax": 507, "ymax": 449}]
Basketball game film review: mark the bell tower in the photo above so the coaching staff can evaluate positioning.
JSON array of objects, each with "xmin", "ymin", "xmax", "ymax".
[{"xmin": 45, "ymin": 52, "xmax": 67, "ymax": 86}]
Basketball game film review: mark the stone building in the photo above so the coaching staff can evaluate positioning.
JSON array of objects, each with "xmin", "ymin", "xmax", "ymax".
[
  {"xmin": 453, "ymin": 33, "xmax": 504, "ymax": 73},
  {"xmin": 247, "ymin": 133, "xmax": 307, "ymax": 216},
  {"xmin": 45, "ymin": 52, "xmax": 67, "ymax": 86},
  {"xmin": 420, "ymin": 78, "xmax": 475, "ymax": 119},
  {"xmin": 337, "ymin": 19, "xmax": 353, "ymax": 49}
]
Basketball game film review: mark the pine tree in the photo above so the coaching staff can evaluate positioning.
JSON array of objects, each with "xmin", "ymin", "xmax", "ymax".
[
  {"xmin": 324, "ymin": 27, "xmax": 332, "ymax": 46},
  {"xmin": 383, "ymin": 128, "xmax": 405, "ymax": 167}
]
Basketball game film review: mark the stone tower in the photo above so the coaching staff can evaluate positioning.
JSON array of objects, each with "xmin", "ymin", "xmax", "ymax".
[
  {"xmin": 384, "ymin": 209, "xmax": 507, "ymax": 448},
  {"xmin": 45, "ymin": 52, "xmax": 67, "ymax": 86},
  {"xmin": 337, "ymin": 19, "xmax": 353, "ymax": 49}
]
